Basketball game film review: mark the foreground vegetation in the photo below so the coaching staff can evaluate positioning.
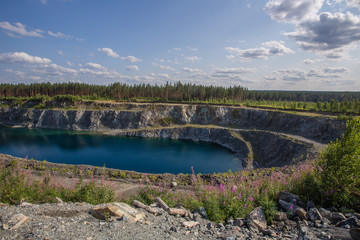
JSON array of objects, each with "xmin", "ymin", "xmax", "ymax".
[
  {"xmin": 1, "ymin": 82, "xmax": 360, "ymax": 114},
  {"xmin": 0, "ymin": 119, "xmax": 359, "ymax": 223}
]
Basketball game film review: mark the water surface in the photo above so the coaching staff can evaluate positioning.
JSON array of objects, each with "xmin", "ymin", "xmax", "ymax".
[{"xmin": 0, "ymin": 125, "xmax": 243, "ymax": 174}]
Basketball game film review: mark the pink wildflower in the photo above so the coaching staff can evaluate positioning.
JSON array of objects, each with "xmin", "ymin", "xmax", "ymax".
[
  {"xmin": 290, "ymin": 204, "xmax": 293, "ymax": 211},
  {"xmin": 219, "ymin": 183, "xmax": 225, "ymax": 192},
  {"xmin": 238, "ymin": 193, "xmax": 242, "ymax": 200},
  {"xmin": 244, "ymin": 203, "xmax": 247, "ymax": 208}
]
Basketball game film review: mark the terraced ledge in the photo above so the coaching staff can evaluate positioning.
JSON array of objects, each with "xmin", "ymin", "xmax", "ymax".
[{"xmin": 108, "ymin": 125, "xmax": 323, "ymax": 169}]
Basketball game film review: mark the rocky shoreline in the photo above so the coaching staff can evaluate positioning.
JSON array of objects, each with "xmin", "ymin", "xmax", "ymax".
[{"xmin": 1, "ymin": 191, "xmax": 358, "ymax": 240}]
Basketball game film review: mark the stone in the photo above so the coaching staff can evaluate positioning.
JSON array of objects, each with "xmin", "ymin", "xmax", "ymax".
[
  {"xmin": 170, "ymin": 181, "xmax": 177, "ymax": 188},
  {"xmin": 8, "ymin": 213, "xmax": 30, "ymax": 230},
  {"xmin": 298, "ymin": 226, "xmax": 318, "ymax": 240},
  {"xmin": 206, "ymin": 222, "xmax": 214, "ymax": 229},
  {"xmin": 295, "ymin": 208, "xmax": 308, "ymax": 220},
  {"xmin": 246, "ymin": 207, "xmax": 267, "ymax": 231},
  {"xmin": 182, "ymin": 221, "xmax": 200, "ymax": 228},
  {"xmin": 198, "ymin": 207, "xmax": 208, "ymax": 219},
  {"xmin": 15, "ymin": 198, "xmax": 32, "ymax": 207},
  {"xmin": 279, "ymin": 199, "xmax": 300, "ymax": 214},
  {"xmin": 336, "ymin": 216, "xmax": 359, "ymax": 228},
  {"xmin": 275, "ymin": 211, "xmax": 287, "ymax": 221},
  {"xmin": 91, "ymin": 202, "xmax": 145, "ymax": 223},
  {"xmin": 308, "ymin": 208, "xmax": 323, "ymax": 221},
  {"xmin": 56, "ymin": 197, "xmax": 64, "ymax": 204},
  {"xmin": 279, "ymin": 191, "xmax": 300, "ymax": 203},
  {"xmin": 318, "ymin": 208, "xmax": 331, "ymax": 219},
  {"xmin": 217, "ymin": 223, "xmax": 225, "ymax": 229},
  {"xmin": 331, "ymin": 212, "xmax": 346, "ymax": 223},
  {"xmin": 350, "ymin": 227, "xmax": 360, "ymax": 240},
  {"xmin": 234, "ymin": 218, "xmax": 245, "ymax": 227}
]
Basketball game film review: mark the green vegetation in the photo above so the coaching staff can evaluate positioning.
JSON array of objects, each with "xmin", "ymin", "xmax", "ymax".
[
  {"xmin": 0, "ymin": 159, "xmax": 114, "ymax": 205},
  {"xmin": 316, "ymin": 119, "xmax": 360, "ymax": 208},
  {"xmin": 1, "ymin": 82, "xmax": 360, "ymax": 114}
]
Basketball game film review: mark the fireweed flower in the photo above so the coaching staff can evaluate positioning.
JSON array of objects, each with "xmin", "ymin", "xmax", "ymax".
[
  {"xmin": 248, "ymin": 196, "xmax": 254, "ymax": 202},
  {"xmin": 231, "ymin": 186, "xmax": 235, "ymax": 193},
  {"xmin": 244, "ymin": 203, "xmax": 247, "ymax": 208},
  {"xmin": 290, "ymin": 204, "xmax": 293, "ymax": 211},
  {"xmin": 219, "ymin": 183, "xmax": 225, "ymax": 192},
  {"xmin": 238, "ymin": 193, "xmax": 242, "ymax": 200}
]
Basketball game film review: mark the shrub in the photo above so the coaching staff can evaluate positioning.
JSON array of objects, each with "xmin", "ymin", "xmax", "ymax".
[{"xmin": 317, "ymin": 119, "xmax": 360, "ymax": 208}]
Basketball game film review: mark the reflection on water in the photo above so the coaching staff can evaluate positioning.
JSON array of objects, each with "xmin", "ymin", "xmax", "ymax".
[{"xmin": 0, "ymin": 125, "xmax": 243, "ymax": 174}]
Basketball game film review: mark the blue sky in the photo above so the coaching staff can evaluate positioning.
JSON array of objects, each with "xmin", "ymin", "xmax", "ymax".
[{"xmin": 0, "ymin": 0, "xmax": 360, "ymax": 91}]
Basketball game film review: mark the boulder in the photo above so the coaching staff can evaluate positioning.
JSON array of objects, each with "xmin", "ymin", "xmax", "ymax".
[
  {"xmin": 336, "ymin": 216, "xmax": 359, "ymax": 228},
  {"xmin": 308, "ymin": 208, "xmax": 323, "ymax": 221},
  {"xmin": 246, "ymin": 207, "xmax": 267, "ymax": 231},
  {"xmin": 279, "ymin": 191, "xmax": 300, "ymax": 204},
  {"xmin": 296, "ymin": 208, "xmax": 308, "ymax": 220},
  {"xmin": 8, "ymin": 213, "xmax": 30, "ymax": 230},
  {"xmin": 234, "ymin": 218, "xmax": 245, "ymax": 227},
  {"xmin": 91, "ymin": 202, "xmax": 145, "ymax": 223},
  {"xmin": 182, "ymin": 221, "xmax": 200, "ymax": 228},
  {"xmin": 275, "ymin": 211, "xmax": 287, "ymax": 221},
  {"xmin": 318, "ymin": 208, "xmax": 331, "ymax": 220},
  {"xmin": 331, "ymin": 212, "xmax": 347, "ymax": 223}
]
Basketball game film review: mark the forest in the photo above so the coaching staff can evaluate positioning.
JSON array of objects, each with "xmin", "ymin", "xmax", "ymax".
[{"xmin": 1, "ymin": 82, "xmax": 360, "ymax": 114}]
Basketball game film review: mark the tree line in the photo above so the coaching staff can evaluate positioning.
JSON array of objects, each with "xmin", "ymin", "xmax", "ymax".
[{"xmin": 1, "ymin": 82, "xmax": 359, "ymax": 114}]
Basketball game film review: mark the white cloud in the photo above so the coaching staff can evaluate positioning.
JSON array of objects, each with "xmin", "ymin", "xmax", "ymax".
[
  {"xmin": 266, "ymin": 66, "xmax": 349, "ymax": 82},
  {"xmin": 40, "ymin": 0, "xmax": 47, "ymax": 4},
  {"xmin": 322, "ymin": 67, "xmax": 348, "ymax": 73},
  {"xmin": 0, "ymin": 52, "xmax": 51, "ymax": 64},
  {"xmin": 182, "ymin": 67, "xmax": 204, "ymax": 73},
  {"xmin": 0, "ymin": 21, "xmax": 44, "ymax": 38},
  {"xmin": 97, "ymin": 48, "xmax": 142, "ymax": 62},
  {"xmin": 286, "ymin": 12, "xmax": 360, "ymax": 56},
  {"xmin": 48, "ymin": 31, "xmax": 71, "ymax": 39},
  {"xmin": 265, "ymin": 0, "xmax": 324, "ymax": 23},
  {"xmin": 66, "ymin": 61, "xmax": 72, "ymax": 66},
  {"xmin": 225, "ymin": 41, "xmax": 294, "ymax": 61},
  {"xmin": 346, "ymin": 0, "xmax": 360, "ymax": 10},
  {"xmin": 184, "ymin": 56, "xmax": 202, "ymax": 63},
  {"xmin": 85, "ymin": 62, "xmax": 107, "ymax": 71},
  {"xmin": 213, "ymin": 67, "xmax": 255, "ymax": 74},
  {"xmin": 97, "ymin": 47, "xmax": 120, "ymax": 58},
  {"xmin": 303, "ymin": 59, "xmax": 321, "ymax": 64},
  {"xmin": 152, "ymin": 63, "xmax": 176, "ymax": 71},
  {"xmin": 126, "ymin": 65, "xmax": 140, "ymax": 71},
  {"xmin": 57, "ymin": 51, "xmax": 64, "ymax": 56},
  {"xmin": 120, "ymin": 56, "xmax": 142, "ymax": 62}
]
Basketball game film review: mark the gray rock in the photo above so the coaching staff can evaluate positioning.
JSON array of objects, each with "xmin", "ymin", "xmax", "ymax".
[
  {"xmin": 336, "ymin": 216, "xmax": 359, "ymax": 228},
  {"xmin": 279, "ymin": 191, "xmax": 300, "ymax": 204},
  {"xmin": 198, "ymin": 207, "xmax": 208, "ymax": 219},
  {"xmin": 319, "ymin": 208, "xmax": 332, "ymax": 220},
  {"xmin": 246, "ymin": 207, "xmax": 267, "ymax": 231},
  {"xmin": 298, "ymin": 226, "xmax": 318, "ymax": 240},
  {"xmin": 331, "ymin": 212, "xmax": 346, "ymax": 223},
  {"xmin": 275, "ymin": 211, "xmax": 287, "ymax": 221},
  {"xmin": 234, "ymin": 218, "xmax": 245, "ymax": 227},
  {"xmin": 308, "ymin": 208, "xmax": 323, "ymax": 222},
  {"xmin": 296, "ymin": 208, "xmax": 308, "ymax": 220}
]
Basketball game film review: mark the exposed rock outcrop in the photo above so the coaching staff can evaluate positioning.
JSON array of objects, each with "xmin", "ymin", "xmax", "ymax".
[{"xmin": 0, "ymin": 103, "xmax": 345, "ymax": 142}]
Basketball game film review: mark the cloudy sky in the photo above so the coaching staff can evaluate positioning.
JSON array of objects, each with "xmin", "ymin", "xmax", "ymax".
[{"xmin": 0, "ymin": 0, "xmax": 360, "ymax": 91}]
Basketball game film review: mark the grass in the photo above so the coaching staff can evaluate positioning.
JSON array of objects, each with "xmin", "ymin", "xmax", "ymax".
[{"xmin": 0, "ymin": 157, "xmax": 115, "ymax": 205}]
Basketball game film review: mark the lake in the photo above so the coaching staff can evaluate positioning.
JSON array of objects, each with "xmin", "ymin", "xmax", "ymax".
[{"xmin": 0, "ymin": 125, "xmax": 243, "ymax": 174}]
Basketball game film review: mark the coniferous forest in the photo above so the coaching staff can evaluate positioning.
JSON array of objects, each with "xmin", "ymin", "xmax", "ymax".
[{"xmin": 1, "ymin": 82, "xmax": 360, "ymax": 114}]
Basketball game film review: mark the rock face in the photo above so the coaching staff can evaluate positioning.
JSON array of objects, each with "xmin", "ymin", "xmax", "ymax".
[
  {"xmin": 0, "ymin": 103, "xmax": 345, "ymax": 142},
  {"xmin": 113, "ymin": 127, "xmax": 318, "ymax": 169},
  {"xmin": 0, "ymin": 103, "xmax": 343, "ymax": 169}
]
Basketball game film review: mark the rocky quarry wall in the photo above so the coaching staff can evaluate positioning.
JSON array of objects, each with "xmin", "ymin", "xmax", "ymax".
[{"xmin": 0, "ymin": 103, "xmax": 346, "ymax": 169}]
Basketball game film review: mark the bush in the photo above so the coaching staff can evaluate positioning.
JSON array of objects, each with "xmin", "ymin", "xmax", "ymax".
[{"xmin": 317, "ymin": 118, "xmax": 360, "ymax": 208}]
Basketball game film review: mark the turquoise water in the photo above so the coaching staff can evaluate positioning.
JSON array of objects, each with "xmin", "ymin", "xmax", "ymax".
[{"xmin": 0, "ymin": 125, "xmax": 243, "ymax": 174}]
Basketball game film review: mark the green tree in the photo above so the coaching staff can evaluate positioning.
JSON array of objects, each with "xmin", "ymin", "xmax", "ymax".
[{"xmin": 317, "ymin": 118, "xmax": 360, "ymax": 208}]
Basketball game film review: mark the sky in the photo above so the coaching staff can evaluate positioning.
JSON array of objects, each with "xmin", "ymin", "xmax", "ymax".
[{"xmin": 0, "ymin": 0, "xmax": 360, "ymax": 91}]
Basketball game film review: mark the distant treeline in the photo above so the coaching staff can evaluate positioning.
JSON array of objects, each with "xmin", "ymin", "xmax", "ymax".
[
  {"xmin": 1, "ymin": 82, "xmax": 360, "ymax": 114},
  {"xmin": 1, "ymin": 82, "xmax": 360, "ymax": 102}
]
